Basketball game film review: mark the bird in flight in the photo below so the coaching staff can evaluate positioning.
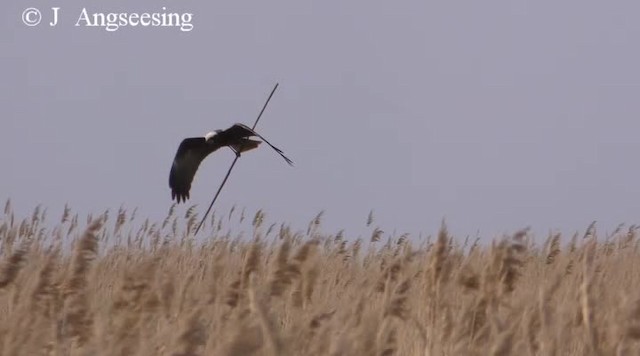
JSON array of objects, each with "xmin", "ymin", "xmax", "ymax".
[{"xmin": 169, "ymin": 123, "xmax": 294, "ymax": 203}]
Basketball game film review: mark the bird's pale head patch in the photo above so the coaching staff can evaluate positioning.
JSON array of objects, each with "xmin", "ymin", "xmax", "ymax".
[{"xmin": 204, "ymin": 131, "xmax": 217, "ymax": 140}]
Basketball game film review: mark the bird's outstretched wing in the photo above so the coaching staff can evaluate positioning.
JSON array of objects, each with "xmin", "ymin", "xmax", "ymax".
[
  {"xmin": 169, "ymin": 138, "xmax": 213, "ymax": 203},
  {"xmin": 226, "ymin": 123, "xmax": 294, "ymax": 166}
]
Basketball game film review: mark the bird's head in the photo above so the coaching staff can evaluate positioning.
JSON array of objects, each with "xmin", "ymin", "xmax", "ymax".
[{"xmin": 204, "ymin": 131, "xmax": 218, "ymax": 141}]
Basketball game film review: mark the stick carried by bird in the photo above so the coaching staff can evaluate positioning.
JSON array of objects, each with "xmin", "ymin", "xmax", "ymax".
[{"xmin": 167, "ymin": 83, "xmax": 291, "ymax": 234}]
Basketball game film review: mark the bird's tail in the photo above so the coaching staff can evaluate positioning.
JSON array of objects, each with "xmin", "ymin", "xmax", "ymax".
[{"xmin": 230, "ymin": 138, "xmax": 261, "ymax": 154}]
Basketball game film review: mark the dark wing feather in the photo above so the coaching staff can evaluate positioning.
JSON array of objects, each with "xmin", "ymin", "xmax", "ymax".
[
  {"xmin": 227, "ymin": 123, "xmax": 294, "ymax": 166},
  {"xmin": 169, "ymin": 138, "xmax": 216, "ymax": 203}
]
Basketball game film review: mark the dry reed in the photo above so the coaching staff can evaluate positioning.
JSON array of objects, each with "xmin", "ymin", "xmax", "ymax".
[{"xmin": 0, "ymin": 201, "xmax": 638, "ymax": 355}]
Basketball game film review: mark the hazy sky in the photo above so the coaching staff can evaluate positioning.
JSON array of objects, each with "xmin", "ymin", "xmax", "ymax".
[{"xmin": 2, "ymin": 0, "xmax": 639, "ymax": 241}]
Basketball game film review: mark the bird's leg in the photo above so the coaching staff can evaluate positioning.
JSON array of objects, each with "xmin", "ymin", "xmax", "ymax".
[{"xmin": 229, "ymin": 146, "xmax": 241, "ymax": 158}]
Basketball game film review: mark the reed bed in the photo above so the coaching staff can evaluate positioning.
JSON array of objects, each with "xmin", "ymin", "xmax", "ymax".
[{"xmin": 0, "ymin": 199, "xmax": 639, "ymax": 355}]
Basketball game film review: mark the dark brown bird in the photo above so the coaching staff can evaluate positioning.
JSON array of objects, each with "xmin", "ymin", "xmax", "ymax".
[{"xmin": 169, "ymin": 123, "xmax": 293, "ymax": 203}]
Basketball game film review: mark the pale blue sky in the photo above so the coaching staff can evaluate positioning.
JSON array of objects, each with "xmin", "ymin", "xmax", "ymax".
[{"xmin": 2, "ymin": 0, "xmax": 639, "ymax": 240}]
